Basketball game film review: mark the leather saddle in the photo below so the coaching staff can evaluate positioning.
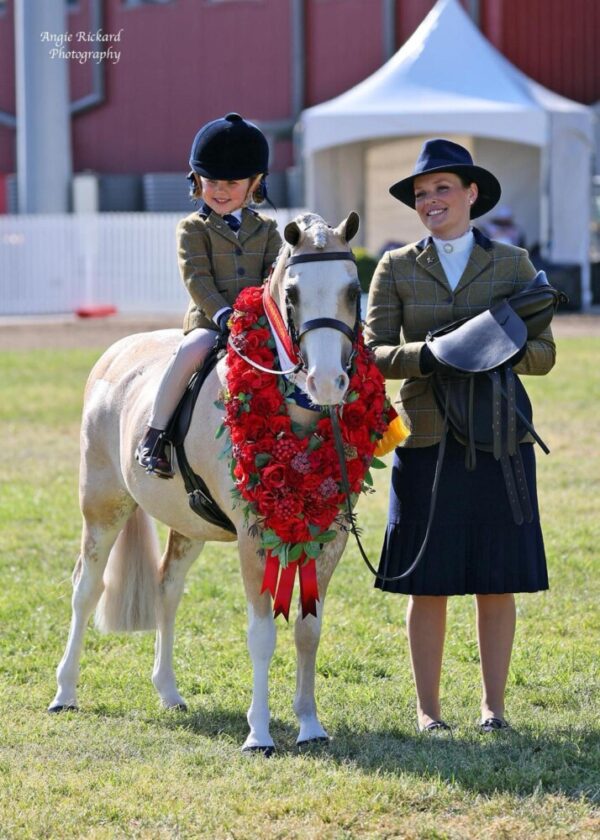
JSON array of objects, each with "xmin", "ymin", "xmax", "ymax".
[
  {"xmin": 392, "ymin": 272, "xmax": 564, "ymax": 581},
  {"xmin": 426, "ymin": 298, "xmax": 541, "ymax": 524}
]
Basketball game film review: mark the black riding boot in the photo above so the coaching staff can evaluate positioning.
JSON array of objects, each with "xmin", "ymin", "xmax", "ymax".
[{"xmin": 135, "ymin": 426, "xmax": 175, "ymax": 479}]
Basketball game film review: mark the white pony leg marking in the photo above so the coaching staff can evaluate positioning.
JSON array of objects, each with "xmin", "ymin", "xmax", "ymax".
[
  {"xmin": 50, "ymin": 522, "xmax": 124, "ymax": 711},
  {"xmin": 243, "ymin": 603, "xmax": 276, "ymax": 751},
  {"xmin": 152, "ymin": 532, "xmax": 203, "ymax": 709},
  {"xmin": 294, "ymin": 601, "xmax": 329, "ymax": 743}
]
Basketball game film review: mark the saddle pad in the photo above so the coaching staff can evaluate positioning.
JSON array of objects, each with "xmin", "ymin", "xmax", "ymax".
[{"xmin": 426, "ymin": 300, "xmax": 527, "ymax": 374}]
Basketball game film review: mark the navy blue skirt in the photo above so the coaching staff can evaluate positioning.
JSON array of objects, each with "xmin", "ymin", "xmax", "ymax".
[{"xmin": 375, "ymin": 435, "xmax": 549, "ymax": 596}]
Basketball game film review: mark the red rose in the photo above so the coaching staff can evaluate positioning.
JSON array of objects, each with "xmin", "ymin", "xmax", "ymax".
[{"xmin": 261, "ymin": 463, "xmax": 287, "ymax": 490}]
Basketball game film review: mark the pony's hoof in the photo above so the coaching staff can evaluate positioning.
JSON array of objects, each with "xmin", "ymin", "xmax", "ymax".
[
  {"xmin": 297, "ymin": 736, "xmax": 330, "ymax": 749},
  {"xmin": 241, "ymin": 745, "xmax": 275, "ymax": 758},
  {"xmin": 164, "ymin": 702, "xmax": 188, "ymax": 712},
  {"xmin": 48, "ymin": 703, "xmax": 78, "ymax": 714}
]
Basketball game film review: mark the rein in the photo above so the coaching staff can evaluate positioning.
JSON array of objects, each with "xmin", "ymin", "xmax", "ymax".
[{"xmin": 329, "ymin": 408, "xmax": 428, "ymax": 582}]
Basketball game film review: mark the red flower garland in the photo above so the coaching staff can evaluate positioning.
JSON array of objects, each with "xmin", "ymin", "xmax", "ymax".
[{"xmin": 222, "ymin": 285, "xmax": 394, "ymax": 619}]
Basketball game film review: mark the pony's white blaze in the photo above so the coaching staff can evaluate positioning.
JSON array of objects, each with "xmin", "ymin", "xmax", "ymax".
[
  {"xmin": 50, "ymin": 211, "xmax": 360, "ymax": 755},
  {"xmin": 293, "ymin": 261, "xmax": 356, "ymax": 406}
]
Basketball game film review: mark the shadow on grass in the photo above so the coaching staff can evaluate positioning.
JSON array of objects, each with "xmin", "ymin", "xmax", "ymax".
[
  {"xmin": 148, "ymin": 704, "xmax": 599, "ymax": 801},
  {"xmin": 325, "ymin": 724, "xmax": 600, "ymax": 802}
]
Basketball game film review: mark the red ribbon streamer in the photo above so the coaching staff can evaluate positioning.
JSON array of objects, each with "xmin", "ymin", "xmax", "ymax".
[
  {"xmin": 261, "ymin": 550, "xmax": 320, "ymax": 621},
  {"xmin": 262, "ymin": 283, "xmax": 299, "ymax": 364},
  {"xmin": 298, "ymin": 557, "xmax": 319, "ymax": 619},
  {"xmin": 260, "ymin": 552, "xmax": 279, "ymax": 599}
]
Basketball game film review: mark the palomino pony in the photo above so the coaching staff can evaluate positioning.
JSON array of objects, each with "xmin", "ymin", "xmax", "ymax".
[{"xmin": 49, "ymin": 211, "xmax": 362, "ymax": 753}]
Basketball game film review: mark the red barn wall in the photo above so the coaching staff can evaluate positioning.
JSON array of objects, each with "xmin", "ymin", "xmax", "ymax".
[{"xmin": 0, "ymin": 0, "xmax": 598, "ymax": 181}]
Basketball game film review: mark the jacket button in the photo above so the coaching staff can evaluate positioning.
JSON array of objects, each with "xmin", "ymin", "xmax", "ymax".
[
  {"xmin": 236, "ymin": 247, "xmax": 242, "ymax": 256},
  {"xmin": 237, "ymin": 267, "xmax": 245, "ymax": 276}
]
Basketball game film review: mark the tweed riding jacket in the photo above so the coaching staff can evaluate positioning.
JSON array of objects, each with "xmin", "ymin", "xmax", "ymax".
[
  {"xmin": 178, "ymin": 207, "xmax": 282, "ymax": 333},
  {"xmin": 364, "ymin": 229, "xmax": 556, "ymax": 448}
]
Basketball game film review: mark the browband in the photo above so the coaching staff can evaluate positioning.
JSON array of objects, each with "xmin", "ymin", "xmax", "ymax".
[{"xmin": 285, "ymin": 251, "xmax": 356, "ymax": 268}]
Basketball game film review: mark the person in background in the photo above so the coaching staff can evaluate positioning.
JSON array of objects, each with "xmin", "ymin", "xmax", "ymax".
[
  {"xmin": 136, "ymin": 113, "xmax": 282, "ymax": 477},
  {"xmin": 481, "ymin": 205, "xmax": 526, "ymax": 247},
  {"xmin": 364, "ymin": 139, "xmax": 555, "ymax": 734}
]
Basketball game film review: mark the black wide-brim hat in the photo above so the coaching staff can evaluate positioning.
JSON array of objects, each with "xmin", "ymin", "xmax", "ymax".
[
  {"xmin": 389, "ymin": 138, "xmax": 501, "ymax": 219},
  {"xmin": 188, "ymin": 112, "xmax": 269, "ymax": 181}
]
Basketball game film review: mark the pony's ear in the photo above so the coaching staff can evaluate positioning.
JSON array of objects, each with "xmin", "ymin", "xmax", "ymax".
[
  {"xmin": 284, "ymin": 221, "xmax": 302, "ymax": 246},
  {"xmin": 337, "ymin": 212, "xmax": 360, "ymax": 243}
]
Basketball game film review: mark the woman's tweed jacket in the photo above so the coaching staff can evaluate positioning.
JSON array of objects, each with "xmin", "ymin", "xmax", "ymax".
[
  {"xmin": 364, "ymin": 229, "xmax": 556, "ymax": 448},
  {"xmin": 178, "ymin": 207, "xmax": 282, "ymax": 334}
]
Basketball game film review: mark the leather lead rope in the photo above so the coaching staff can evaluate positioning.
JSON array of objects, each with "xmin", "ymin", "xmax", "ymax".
[{"xmin": 329, "ymin": 403, "xmax": 447, "ymax": 582}]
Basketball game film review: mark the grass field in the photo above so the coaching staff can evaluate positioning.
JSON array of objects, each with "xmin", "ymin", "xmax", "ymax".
[{"xmin": 0, "ymin": 339, "xmax": 598, "ymax": 839}]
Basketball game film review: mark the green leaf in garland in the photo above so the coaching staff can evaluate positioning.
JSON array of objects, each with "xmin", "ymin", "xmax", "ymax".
[
  {"xmin": 288, "ymin": 543, "xmax": 304, "ymax": 561},
  {"xmin": 304, "ymin": 542, "xmax": 322, "ymax": 559},
  {"xmin": 261, "ymin": 529, "xmax": 281, "ymax": 547},
  {"xmin": 308, "ymin": 435, "xmax": 323, "ymax": 452},
  {"xmin": 278, "ymin": 542, "xmax": 290, "ymax": 568},
  {"xmin": 318, "ymin": 529, "xmax": 337, "ymax": 543},
  {"xmin": 215, "ymin": 422, "xmax": 226, "ymax": 440},
  {"xmin": 308, "ymin": 523, "xmax": 322, "ymax": 539},
  {"xmin": 369, "ymin": 456, "xmax": 386, "ymax": 469},
  {"xmin": 213, "ymin": 399, "xmax": 225, "ymax": 410},
  {"xmin": 363, "ymin": 470, "xmax": 374, "ymax": 487},
  {"xmin": 345, "ymin": 390, "xmax": 360, "ymax": 403},
  {"xmin": 254, "ymin": 453, "xmax": 271, "ymax": 468}
]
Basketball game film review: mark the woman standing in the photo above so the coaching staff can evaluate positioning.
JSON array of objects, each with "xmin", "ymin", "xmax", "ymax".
[{"xmin": 364, "ymin": 139, "xmax": 556, "ymax": 734}]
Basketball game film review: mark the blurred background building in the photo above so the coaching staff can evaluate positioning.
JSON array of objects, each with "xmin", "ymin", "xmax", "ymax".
[{"xmin": 0, "ymin": 0, "xmax": 599, "ymax": 312}]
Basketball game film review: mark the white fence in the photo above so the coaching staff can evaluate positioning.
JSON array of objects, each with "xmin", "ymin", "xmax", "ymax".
[{"xmin": 0, "ymin": 210, "xmax": 305, "ymax": 316}]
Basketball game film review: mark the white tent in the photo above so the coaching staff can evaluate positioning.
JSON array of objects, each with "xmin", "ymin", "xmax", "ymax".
[{"xmin": 300, "ymin": 0, "xmax": 595, "ymax": 308}]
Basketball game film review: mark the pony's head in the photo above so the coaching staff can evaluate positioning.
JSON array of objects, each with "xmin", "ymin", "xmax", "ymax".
[{"xmin": 270, "ymin": 211, "xmax": 360, "ymax": 406}]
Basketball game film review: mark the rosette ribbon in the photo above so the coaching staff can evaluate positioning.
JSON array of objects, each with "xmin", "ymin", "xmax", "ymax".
[{"xmin": 260, "ymin": 551, "xmax": 319, "ymax": 621}]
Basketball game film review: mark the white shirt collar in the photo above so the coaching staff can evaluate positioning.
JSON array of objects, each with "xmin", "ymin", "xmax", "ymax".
[{"xmin": 432, "ymin": 227, "xmax": 474, "ymax": 257}]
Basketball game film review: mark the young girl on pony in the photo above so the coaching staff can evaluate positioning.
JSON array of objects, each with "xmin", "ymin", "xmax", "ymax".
[{"xmin": 136, "ymin": 112, "xmax": 282, "ymax": 477}]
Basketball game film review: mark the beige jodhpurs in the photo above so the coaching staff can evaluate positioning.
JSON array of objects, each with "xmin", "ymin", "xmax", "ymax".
[{"xmin": 149, "ymin": 328, "xmax": 217, "ymax": 430}]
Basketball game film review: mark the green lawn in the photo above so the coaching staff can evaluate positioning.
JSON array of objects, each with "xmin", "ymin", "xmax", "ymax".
[{"xmin": 0, "ymin": 340, "xmax": 598, "ymax": 839}]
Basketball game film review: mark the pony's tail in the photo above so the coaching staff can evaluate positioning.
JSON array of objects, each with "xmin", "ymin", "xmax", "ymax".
[{"xmin": 95, "ymin": 508, "xmax": 160, "ymax": 633}]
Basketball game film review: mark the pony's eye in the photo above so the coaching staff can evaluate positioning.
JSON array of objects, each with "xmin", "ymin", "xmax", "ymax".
[
  {"xmin": 286, "ymin": 286, "xmax": 299, "ymax": 307},
  {"xmin": 347, "ymin": 284, "xmax": 360, "ymax": 305}
]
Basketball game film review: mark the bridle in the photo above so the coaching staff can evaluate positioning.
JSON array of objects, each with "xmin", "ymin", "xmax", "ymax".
[{"xmin": 229, "ymin": 249, "xmax": 361, "ymax": 378}]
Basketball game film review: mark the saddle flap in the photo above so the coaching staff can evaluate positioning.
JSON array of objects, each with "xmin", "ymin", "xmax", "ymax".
[{"xmin": 426, "ymin": 300, "xmax": 527, "ymax": 373}]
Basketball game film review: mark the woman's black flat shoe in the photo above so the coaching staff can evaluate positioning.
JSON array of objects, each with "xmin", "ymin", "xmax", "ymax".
[
  {"xmin": 419, "ymin": 719, "xmax": 452, "ymax": 733},
  {"xmin": 480, "ymin": 717, "xmax": 509, "ymax": 733}
]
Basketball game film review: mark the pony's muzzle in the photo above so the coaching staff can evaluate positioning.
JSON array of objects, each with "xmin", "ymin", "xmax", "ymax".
[{"xmin": 306, "ymin": 369, "xmax": 349, "ymax": 406}]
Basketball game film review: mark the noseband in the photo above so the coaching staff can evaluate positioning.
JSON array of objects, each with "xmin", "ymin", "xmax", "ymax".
[{"xmin": 283, "ymin": 250, "xmax": 360, "ymax": 373}]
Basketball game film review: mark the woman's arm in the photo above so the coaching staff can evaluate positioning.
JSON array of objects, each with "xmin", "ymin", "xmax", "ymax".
[
  {"xmin": 364, "ymin": 252, "xmax": 424, "ymax": 380},
  {"xmin": 512, "ymin": 253, "xmax": 557, "ymax": 376}
]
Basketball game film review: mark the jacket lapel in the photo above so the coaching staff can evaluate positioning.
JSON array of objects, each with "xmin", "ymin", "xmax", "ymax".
[
  {"xmin": 454, "ymin": 228, "xmax": 494, "ymax": 293},
  {"xmin": 416, "ymin": 240, "xmax": 450, "ymax": 290},
  {"xmin": 206, "ymin": 212, "xmax": 239, "ymax": 245},
  {"xmin": 238, "ymin": 210, "xmax": 262, "ymax": 245},
  {"xmin": 454, "ymin": 243, "xmax": 492, "ymax": 292}
]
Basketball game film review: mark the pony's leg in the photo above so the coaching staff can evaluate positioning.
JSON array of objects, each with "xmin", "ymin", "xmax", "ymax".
[
  {"xmin": 152, "ymin": 529, "xmax": 203, "ymax": 710},
  {"xmin": 239, "ymin": 536, "xmax": 276, "ymax": 753},
  {"xmin": 49, "ymin": 503, "xmax": 133, "ymax": 711},
  {"xmin": 293, "ymin": 539, "xmax": 345, "ymax": 745},
  {"xmin": 294, "ymin": 604, "xmax": 328, "ymax": 744}
]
